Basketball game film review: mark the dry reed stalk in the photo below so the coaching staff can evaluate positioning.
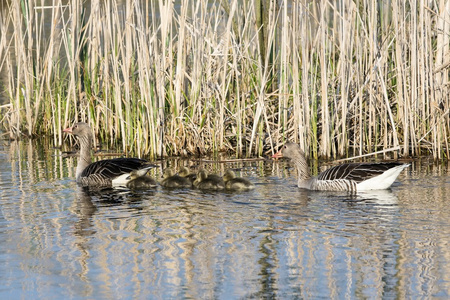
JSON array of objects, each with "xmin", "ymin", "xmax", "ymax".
[
  {"xmin": 173, "ymin": 0, "xmax": 188, "ymax": 143},
  {"xmin": 433, "ymin": 0, "xmax": 450, "ymax": 159},
  {"xmin": 110, "ymin": 2, "xmax": 126, "ymax": 152},
  {"xmin": 318, "ymin": 0, "xmax": 330, "ymax": 158},
  {"xmin": 249, "ymin": 0, "xmax": 277, "ymax": 156},
  {"xmin": 0, "ymin": 0, "xmax": 449, "ymax": 159},
  {"xmin": 337, "ymin": 0, "xmax": 356, "ymax": 157},
  {"xmin": 218, "ymin": 0, "xmax": 238, "ymax": 152},
  {"xmin": 298, "ymin": 2, "xmax": 311, "ymax": 157},
  {"xmin": 334, "ymin": 146, "xmax": 402, "ymax": 163},
  {"xmin": 278, "ymin": 1, "xmax": 289, "ymax": 150},
  {"xmin": 289, "ymin": 2, "xmax": 300, "ymax": 149}
]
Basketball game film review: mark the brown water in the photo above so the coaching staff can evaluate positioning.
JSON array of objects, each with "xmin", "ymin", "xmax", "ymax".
[{"xmin": 1, "ymin": 139, "xmax": 449, "ymax": 299}]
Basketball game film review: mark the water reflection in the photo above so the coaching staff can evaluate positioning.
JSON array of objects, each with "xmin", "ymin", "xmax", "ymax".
[
  {"xmin": 73, "ymin": 187, "xmax": 97, "ymax": 237},
  {"xmin": 1, "ymin": 139, "xmax": 449, "ymax": 299}
]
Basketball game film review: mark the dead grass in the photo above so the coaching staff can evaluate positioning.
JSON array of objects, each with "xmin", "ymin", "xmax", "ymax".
[{"xmin": 0, "ymin": 0, "xmax": 448, "ymax": 159}]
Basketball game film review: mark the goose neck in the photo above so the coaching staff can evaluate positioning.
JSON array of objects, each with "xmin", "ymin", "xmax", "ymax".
[
  {"xmin": 292, "ymin": 153, "xmax": 311, "ymax": 180},
  {"xmin": 76, "ymin": 133, "xmax": 93, "ymax": 180}
]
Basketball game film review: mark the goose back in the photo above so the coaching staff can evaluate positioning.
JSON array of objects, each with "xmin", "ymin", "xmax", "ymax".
[
  {"xmin": 317, "ymin": 162, "xmax": 405, "ymax": 183},
  {"xmin": 79, "ymin": 158, "xmax": 150, "ymax": 187}
]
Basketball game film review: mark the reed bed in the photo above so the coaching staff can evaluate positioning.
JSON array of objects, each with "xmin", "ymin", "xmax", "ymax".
[{"xmin": 0, "ymin": 0, "xmax": 448, "ymax": 159}]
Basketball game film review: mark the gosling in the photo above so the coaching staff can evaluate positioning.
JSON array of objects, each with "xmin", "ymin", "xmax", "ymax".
[
  {"xmin": 161, "ymin": 168, "xmax": 192, "ymax": 188},
  {"xmin": 126, "ymin": 169, "xmax": 157, "ymax": 189},
  {"xmin": 178, "ymin": 166, "xmax": 197, "ymax": 184},
  {"xmin": 193, "ymin": 169, "xmax": 225, "ymax": 190},
  {"xmin": 223, "ymin": 170, "xmax": 254, "ymax": 191}
]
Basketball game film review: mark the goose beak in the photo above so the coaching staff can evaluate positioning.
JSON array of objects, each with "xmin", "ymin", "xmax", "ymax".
[
  {"xmin": 63, "ymin": 127, "xmax": 73, "ymax": 134},
  {"xmin": 272, "ymin": 150, "xmax": 283, "ymax": 159}
]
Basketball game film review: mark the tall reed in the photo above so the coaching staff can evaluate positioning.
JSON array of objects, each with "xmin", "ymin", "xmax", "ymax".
[{"xmin": 0, "ymin": 0, "xmax": 448, "ymax": 159}]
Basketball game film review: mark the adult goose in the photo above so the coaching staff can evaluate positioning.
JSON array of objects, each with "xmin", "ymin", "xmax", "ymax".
[
  {"xmin": 64, "ymin": 122, "xmax": 152, "ymax": 187},
  {"xmin": 272, "ymin": 143, "xmax": 409, "ymax": 192},
  {"xmin": 223, "ymin": 170, "xmax": 254, "ymax": 191}
]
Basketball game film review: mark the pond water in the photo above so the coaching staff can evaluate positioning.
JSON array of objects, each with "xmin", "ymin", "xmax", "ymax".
[{"xmin": 1, "ymin": 139, "xmax": 449, "ymax": 299}]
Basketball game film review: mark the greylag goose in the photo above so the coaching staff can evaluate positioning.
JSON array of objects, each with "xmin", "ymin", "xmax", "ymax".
[
  {"xmin": 223, "ymin": 170, "xmax": 255, "ymax": 191},
  {"xmin": 64, "ymin": 122, "xmax": 152, "ymax": 187},
  {"xmin": 126, "ymin": 169, "xmax": 157, "ymax": 189},
  {"xmin": 160, "ymin": 168, "xmax": 192, "ymax": 188},
  {"xmin": 178, "ymin": 166, "xmax": 197, "ymax": 184},
  {"xmin": 193, "ymin": 169, "xmax": 225, "ymax": 190},
  {"xmin": 273, "ymin": 143, "xmax": 409, "ymax": 192}
]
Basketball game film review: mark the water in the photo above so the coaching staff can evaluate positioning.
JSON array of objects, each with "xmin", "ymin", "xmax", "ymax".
[{"xmin": 1, "ymin": 139, "xmax": 449, "ymax": 299}]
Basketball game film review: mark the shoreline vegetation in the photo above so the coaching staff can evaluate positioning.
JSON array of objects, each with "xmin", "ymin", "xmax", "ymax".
[{"xmin": 0, "ymin": 0, "xmax": 449, "ymax": 160}]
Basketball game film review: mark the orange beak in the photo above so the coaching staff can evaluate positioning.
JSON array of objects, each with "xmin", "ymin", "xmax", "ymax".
[
  {"xmin": 272, "ymin": 149, "xmax": 283, "ymax": 159},
  {"xmin": 63, "ymin": 127, "xmax": 73, "ymax": 133}
]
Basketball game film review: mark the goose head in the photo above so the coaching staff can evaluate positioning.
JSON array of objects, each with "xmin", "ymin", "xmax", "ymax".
[
  {"xmin": 63, "ymin": 122, "xmax": 92, "ymax": 138},
  {"xmin": 162, "ymin": 168, "xmax": 175, "ymax": 178},
  {"xmin": 223, "ymin": 170, "xmax": 236, "ymax": 182},
  {"xmin": 272, "ymin": 143, "xmax": 304, "ymax": 160}
]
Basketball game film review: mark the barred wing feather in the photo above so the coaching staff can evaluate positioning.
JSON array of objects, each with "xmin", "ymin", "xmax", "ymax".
[
  {"xmin": 80, "ymin": 158, "xmax": 150, "ymax": 186},
  {"xmin": 317, "ymin": 162, "xmax": 404, "ymax": 183}
]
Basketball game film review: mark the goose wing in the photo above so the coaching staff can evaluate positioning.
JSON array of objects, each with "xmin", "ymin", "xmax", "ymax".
[
  {"xmin": 80, "ymin": 158, "xmax": 150, "ymax": 185},
  {"xmin": 317, "ymin": 162, "xmax": 404, "ymax": 183}
]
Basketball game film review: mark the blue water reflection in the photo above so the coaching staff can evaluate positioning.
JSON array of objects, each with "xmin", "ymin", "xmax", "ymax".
[{"xmin": 1, "ymin": 140, "xmax": 449, "ymax": 299}]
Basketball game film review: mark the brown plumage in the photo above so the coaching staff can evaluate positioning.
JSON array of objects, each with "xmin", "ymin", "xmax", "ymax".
[
  {"xmin": 223, "ymin": 170, "xmax": 254, "ymax": 191},
  {"xmin": 193, "ymin": 170, "xmax": 225, "ymax": 190},
  {"xmin": 178, "ymin": 166, "xmax": 197, "ymax": 184},
  {"xmin": 160, "ymin": 168, "xmax": 192, "ymax": 188},
  {"xmin": 126, "ymin": 169, "xmax": 157, "ymax": 189}
]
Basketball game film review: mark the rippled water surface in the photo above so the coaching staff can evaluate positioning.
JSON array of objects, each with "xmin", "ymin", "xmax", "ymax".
[{"xmin": 1, "ymin": 139, "xmax": 449, "ymax": 299}]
